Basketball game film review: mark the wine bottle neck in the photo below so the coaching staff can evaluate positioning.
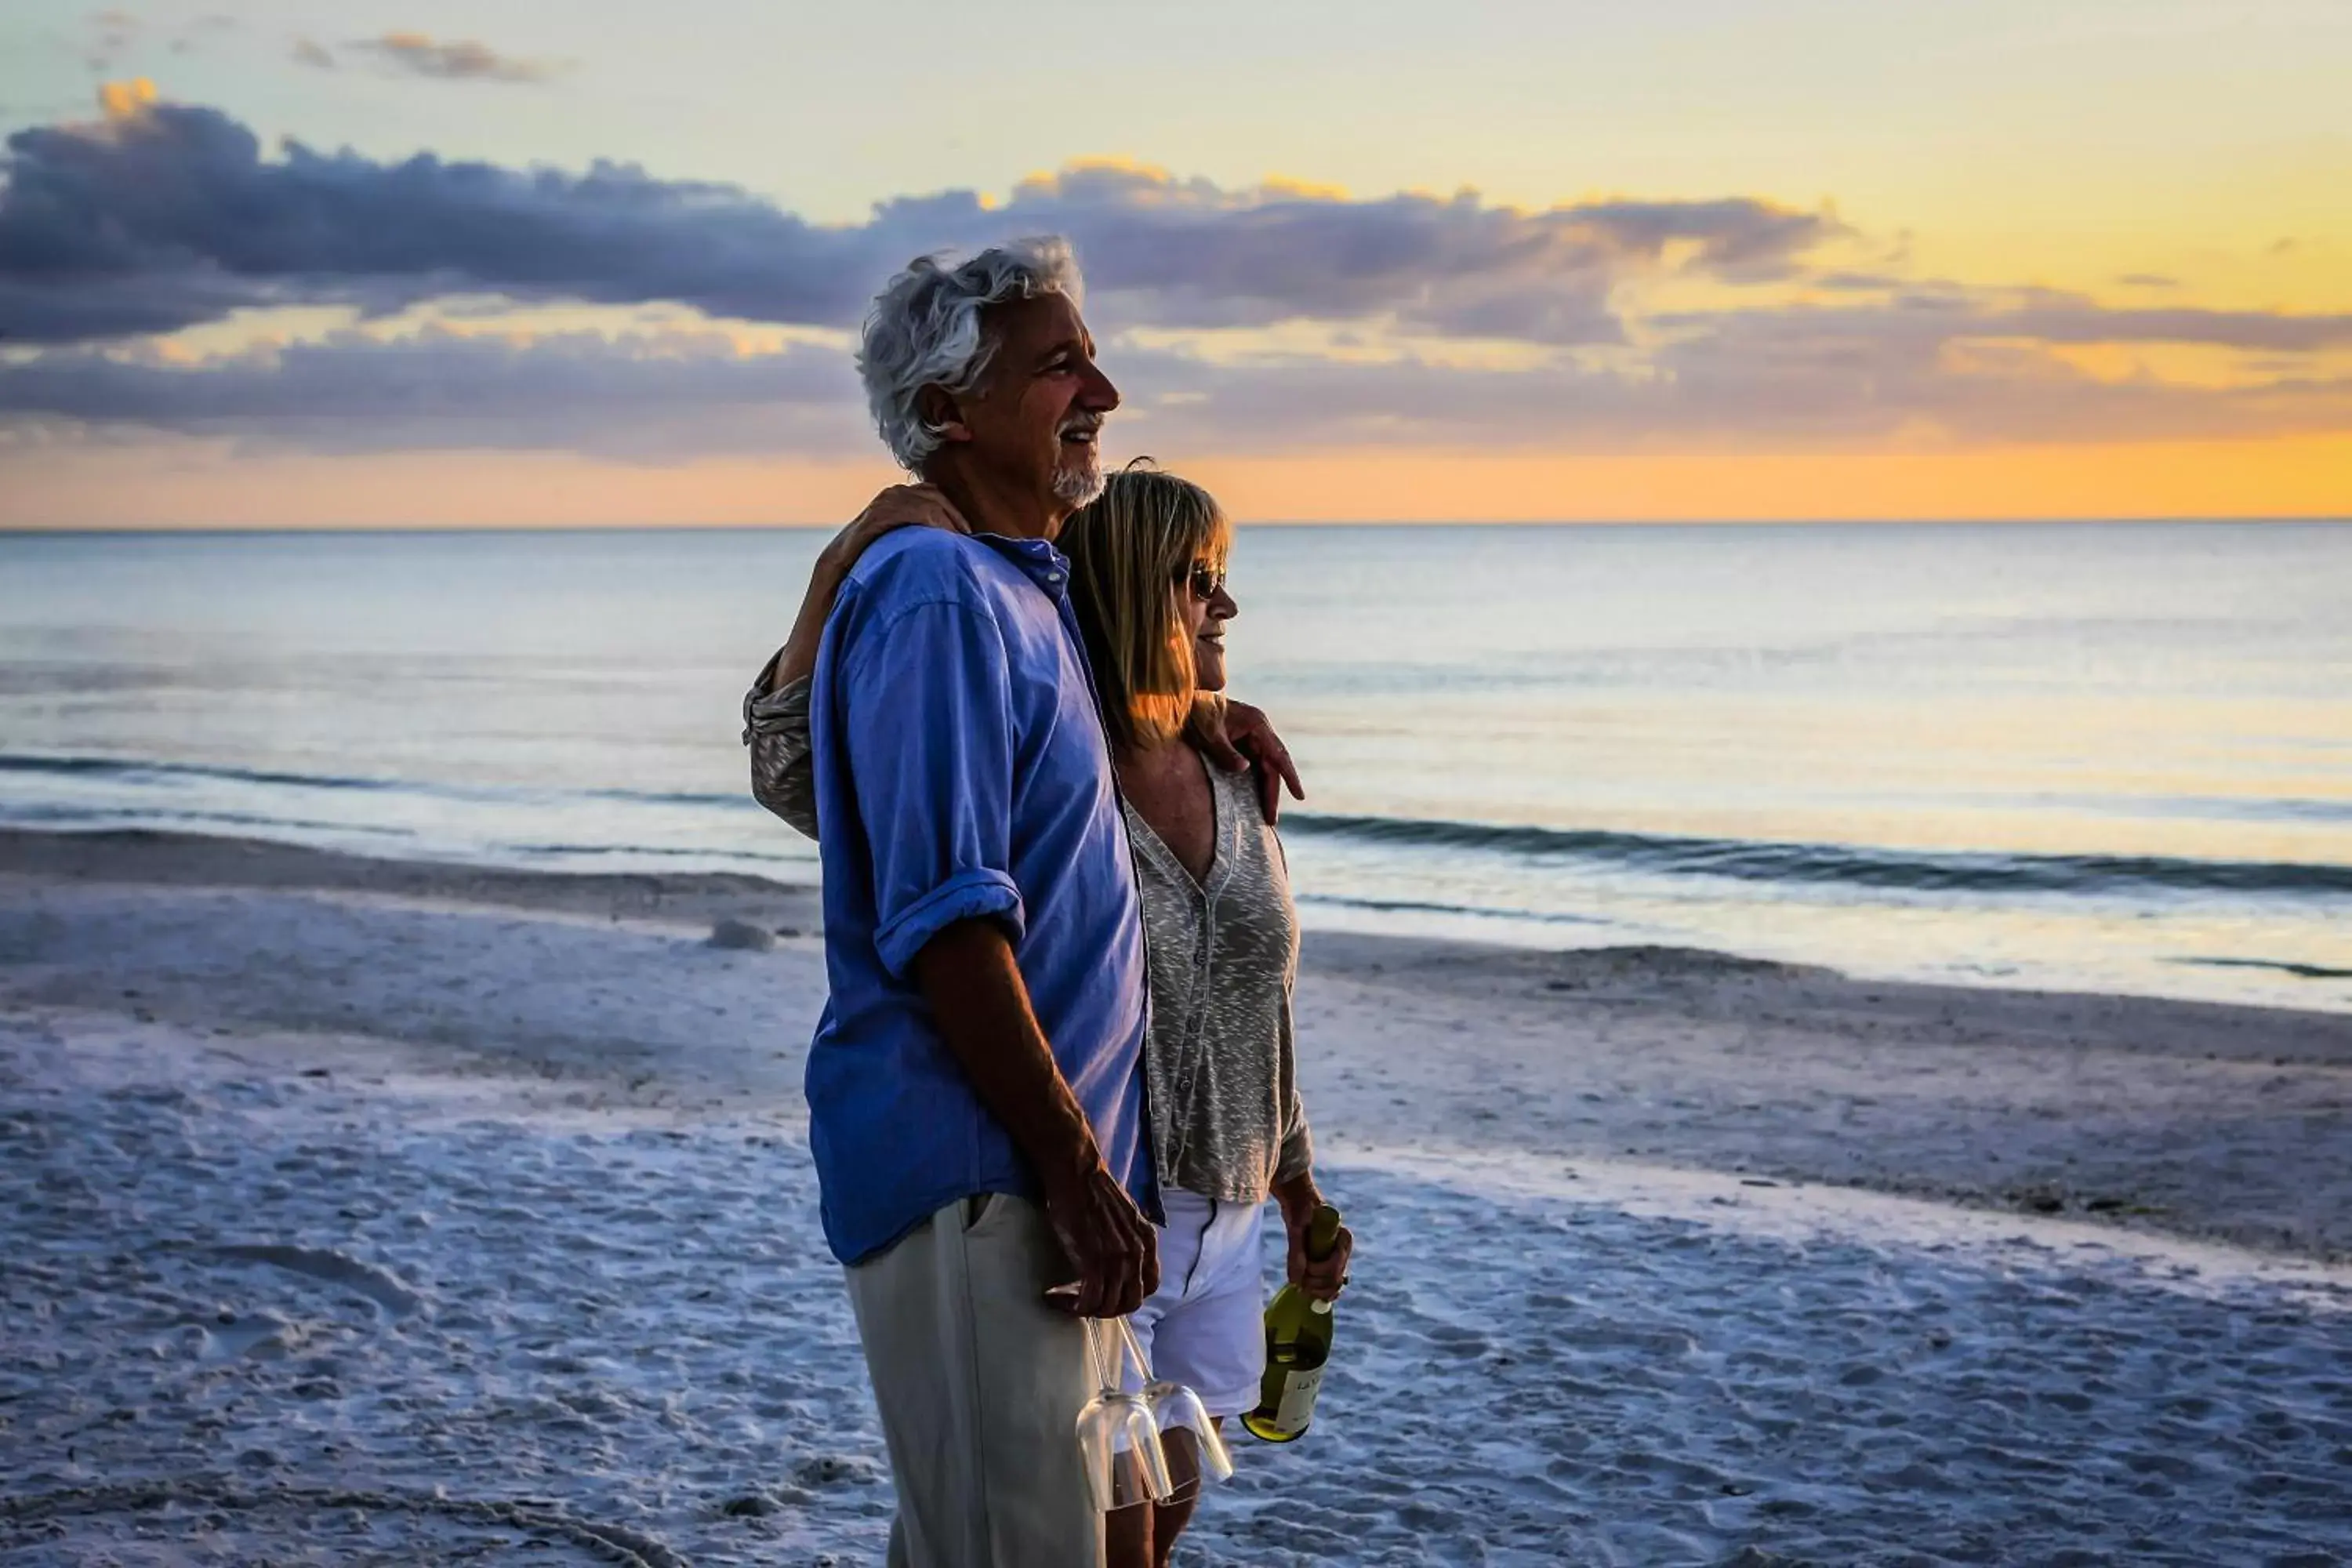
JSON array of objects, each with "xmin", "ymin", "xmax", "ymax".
[{"xmin": 1303, "ymin": 1203, "xmax": 1343, "ymax": 1262}]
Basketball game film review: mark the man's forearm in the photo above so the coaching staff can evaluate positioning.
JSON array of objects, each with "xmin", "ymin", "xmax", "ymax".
[
  {"xmin": 910, "ymin": 916, "xmax": 1102, "ymax": 1192},
  {"xmin": 769, "ymin": 554, "xmax": 848, "ymax": 693},
  {"xmin": 1273, "ymin": 1168, "xmax": 1324, "ymax": 1225}
]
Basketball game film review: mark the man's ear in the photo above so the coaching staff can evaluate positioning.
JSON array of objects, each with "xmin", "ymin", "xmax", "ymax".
[{"xmin": 917, "ymin": 385, "xmax": 975, "ymax": 446}]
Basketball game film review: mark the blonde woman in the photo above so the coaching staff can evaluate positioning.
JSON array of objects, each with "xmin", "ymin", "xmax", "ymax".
[{"xmin": 746, "ymin": 466, "xmax": 1352, "ymax": 1568}]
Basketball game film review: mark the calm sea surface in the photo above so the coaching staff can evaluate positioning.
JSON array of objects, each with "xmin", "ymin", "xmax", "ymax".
[{"xmin": 3, "ymin": 523, "xmax": 2348, "ymax": 1011}]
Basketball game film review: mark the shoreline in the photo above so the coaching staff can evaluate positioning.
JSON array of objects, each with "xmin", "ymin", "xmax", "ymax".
[
  {"xmin": 13, "ymin": 823, "xmax": 2347, "ymax": 1023},
  {"xmin": 5, "ymin": 826, "xmax": 2348, "ymax": 1260},
  {"xmin": 0, "ymin": 826, "xmax": 825, "ymax": 930}
]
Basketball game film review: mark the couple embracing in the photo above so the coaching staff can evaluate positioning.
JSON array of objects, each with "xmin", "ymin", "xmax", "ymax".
[{"xmin": 744, "ymin": 236, "xmax": 1354, "ymax": 1567}]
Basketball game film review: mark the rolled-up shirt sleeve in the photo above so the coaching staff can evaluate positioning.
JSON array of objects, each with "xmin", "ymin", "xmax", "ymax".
[
  {"xmin": 840, "ymin": 599, "xmax": 1025, "ymax": 979},
  {"xmin": 743, "ymin": 663, "xmax": 821, "ymax": 840}
]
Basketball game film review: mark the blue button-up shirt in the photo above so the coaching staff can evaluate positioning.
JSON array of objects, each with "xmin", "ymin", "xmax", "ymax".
[{"xmin": 805, "ymin": 528, "xmax": 1157, "ymax": 1266}]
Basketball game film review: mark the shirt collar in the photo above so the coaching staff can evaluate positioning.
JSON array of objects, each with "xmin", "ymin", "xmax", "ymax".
[{"xmin": 975, "ymin": 532, "xmax": 1073, "ymax": 596}]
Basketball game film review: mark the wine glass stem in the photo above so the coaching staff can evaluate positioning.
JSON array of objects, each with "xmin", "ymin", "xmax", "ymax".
[
  {"xmin": 1086, "ymin": 1316, "xmax": 1117, "ymax": 1392},
  {"xmin": 1116, "ymin": 1316, "xmax": 1153, "ymax": 1385}
]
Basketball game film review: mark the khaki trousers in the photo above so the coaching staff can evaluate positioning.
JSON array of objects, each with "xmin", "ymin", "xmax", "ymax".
[{"xmin": 844, "ymin": 1192, "xmax": 1103, "ymax": 1568}]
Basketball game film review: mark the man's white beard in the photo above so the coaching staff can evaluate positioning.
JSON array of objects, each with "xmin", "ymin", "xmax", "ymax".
[{"xmin": 1052, "ymin": 455, "xmax": 1106, "ymax": 509}]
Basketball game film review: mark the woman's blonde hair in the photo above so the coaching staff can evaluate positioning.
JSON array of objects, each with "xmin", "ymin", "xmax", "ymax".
[{"xmin": 1058, "ymin": 461, "xmax": 1232, "ymax": 753}]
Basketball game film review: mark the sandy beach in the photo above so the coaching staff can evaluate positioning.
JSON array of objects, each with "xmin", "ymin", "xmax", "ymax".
[{"xmin": 5, "ymin": 829, "xmax": 2349, "ymax": 1565}]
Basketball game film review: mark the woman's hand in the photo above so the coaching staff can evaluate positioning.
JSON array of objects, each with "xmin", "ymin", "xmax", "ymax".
[
  {"xmin": 768, "ymin": 485, "xmax": 971, "ymax": 691},
  {"xmin": 1189, "ymin": 697, "xmax": 1305, "ymax": 826},
  {"xmin": 1274, "ymin": 1174, "xmax": 1352, "ymax": 1303},
  {"xmin": 818, "ymin": 485, "xmax": 971, "ymax": 576}
]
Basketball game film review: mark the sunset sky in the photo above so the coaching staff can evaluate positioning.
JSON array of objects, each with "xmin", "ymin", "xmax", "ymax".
[{"xmin": 2, "ymin": 0, "xmax": 2348, "ymax": 527}]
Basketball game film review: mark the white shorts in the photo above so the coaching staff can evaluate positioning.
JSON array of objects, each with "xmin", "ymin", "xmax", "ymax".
[{"xmin": 1124, "ymin": 1189, "xmax": 1269, "ymax": 1418}]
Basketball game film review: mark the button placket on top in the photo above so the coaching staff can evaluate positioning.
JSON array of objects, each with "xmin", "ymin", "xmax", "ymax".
[
  {"xmin": 1129, "ymin": 757, "xmax": 1239, "ymax": 1187},
  {"xmin": 1167, "ymin": 765, "xmax": 1236, "ymax": 1174}
]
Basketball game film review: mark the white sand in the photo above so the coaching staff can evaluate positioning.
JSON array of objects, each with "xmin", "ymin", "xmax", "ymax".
[{"xmin": 4, "ymin": 830, "xmax": 2350, "ymax": 1566}]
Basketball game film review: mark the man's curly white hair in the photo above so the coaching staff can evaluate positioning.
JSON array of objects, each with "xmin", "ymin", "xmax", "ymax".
[{"xmin": 856, "ymin": 235, "xmax": 1086, "ymax": 473}]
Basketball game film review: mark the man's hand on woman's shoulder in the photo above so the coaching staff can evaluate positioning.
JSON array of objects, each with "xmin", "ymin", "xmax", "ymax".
[{"xmin": 1189, "ymin": 696, "xmax": 1306, "ymax": 826}]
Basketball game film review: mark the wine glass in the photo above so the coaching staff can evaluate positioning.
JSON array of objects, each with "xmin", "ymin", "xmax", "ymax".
[
  {"xmin": 1075, "ymin": 1317, "xmax": 1174, "ymax": 1513},
  {"xmin": 1117, "ymin": 1316, "xmax": 1234, "ymax": 1501}
]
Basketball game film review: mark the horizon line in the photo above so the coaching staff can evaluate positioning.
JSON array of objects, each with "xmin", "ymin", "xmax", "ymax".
[{"xmin": 5, "ymin": 515, "xmax": 2352, "ymax": 539}]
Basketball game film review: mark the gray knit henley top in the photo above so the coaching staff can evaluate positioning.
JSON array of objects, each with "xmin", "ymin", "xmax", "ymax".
[{"xmin": 746, "ymin": 666, "xmax": 1312, "ymax": 1203}]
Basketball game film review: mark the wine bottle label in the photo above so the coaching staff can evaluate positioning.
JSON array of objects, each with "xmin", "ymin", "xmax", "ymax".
[{"xmin": 1270, "ymin": 1365, "xmax": 1324, "ymax": 1435}]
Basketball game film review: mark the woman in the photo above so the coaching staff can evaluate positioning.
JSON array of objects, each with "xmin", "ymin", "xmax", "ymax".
[{"xmin": 746, "ymin": 465, "xmax": 1352, "ymax": 1568}]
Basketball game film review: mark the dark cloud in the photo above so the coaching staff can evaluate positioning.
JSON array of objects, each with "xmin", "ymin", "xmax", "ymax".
[
  {"xmin": 911, "ymin": 165, "xmax": 1845, "ymax": 343},
  {"xmin": 3, "ymin": 93, "xmax": 2347, "ymax": 462},
  {"xmin": 0, "ymin": 95, "xmax": 1838, "ymax": 347},
  {"xmin": 343, "ymin": 33, "xmax": 564, "ymax": 84},
  {"xmin": 7, "ymin": 312, "xmax": 2345, "ymax": 463},
  {"xmin": 1661, "ymin": 293, "xmax": 2352, "ymax": 356},
  {"xmin": 0, "ymin": 98, "xmax": 868, "ymax": 343},
  {"xmin": 1612, "ymin": 314, "xmax": 2352, "ymax": 448},
  {"xmin": 2003, "ymin": 303, "xmax": 2352, "ymax": 352},
  {"xmin": 1116, "ymin": 339, "xmax": 2352, "ymax": 453},
  {"xmin": 0, "ymin": 328, "xmax": 864, "ymax": 458}
]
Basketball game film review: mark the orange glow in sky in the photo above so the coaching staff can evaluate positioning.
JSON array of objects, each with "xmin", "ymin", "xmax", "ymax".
[{"xmin": 8, "ymin": 434, "xmax": 2348, "ymax": 531}]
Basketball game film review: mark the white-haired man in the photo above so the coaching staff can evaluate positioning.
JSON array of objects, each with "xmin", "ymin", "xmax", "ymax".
[{"xmin": 793, "ymin": 238, "xmax": 1155, "ymax": 1567}]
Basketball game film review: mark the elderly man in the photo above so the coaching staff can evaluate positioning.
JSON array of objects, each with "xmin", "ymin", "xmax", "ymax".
[{"xmin": 792, "ymin": 237, "xmax": 1156, "ymax": 1568}]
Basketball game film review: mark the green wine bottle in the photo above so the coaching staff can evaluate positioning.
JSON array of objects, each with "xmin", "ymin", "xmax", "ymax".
[{"xmin": 1242, "ymin": 1203, "xmax": 1342, "ymax": 1443}]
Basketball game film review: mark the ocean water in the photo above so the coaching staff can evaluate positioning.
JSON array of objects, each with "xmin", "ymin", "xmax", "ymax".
[{"xmin": 2, "ymin": 522, "xmax": 2347, "ymax": 1011}]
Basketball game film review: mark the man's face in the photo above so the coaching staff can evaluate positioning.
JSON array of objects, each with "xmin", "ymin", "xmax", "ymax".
[{"xmin": 960, "ymin": 291, "xmax": 1120, "ymax": 520}]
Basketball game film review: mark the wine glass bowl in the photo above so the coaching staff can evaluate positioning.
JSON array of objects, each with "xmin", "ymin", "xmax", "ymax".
[
  {"xmin": 1076, "ymin": 1318, "xmax": 1176, "ymax": 1513},
  {"xmin": 1142, "ymin": 1381, "xmax": 1234, "ymax": 1501},
  {"xmin": 1116, "ymin": 1318, "xmax": 1234, "ymax": 1501}
]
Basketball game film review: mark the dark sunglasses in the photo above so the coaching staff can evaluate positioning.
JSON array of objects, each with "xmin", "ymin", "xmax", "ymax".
[{"xmin": 1178, "ymin": 561, "xmax": 1226, "ymax": 599}]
